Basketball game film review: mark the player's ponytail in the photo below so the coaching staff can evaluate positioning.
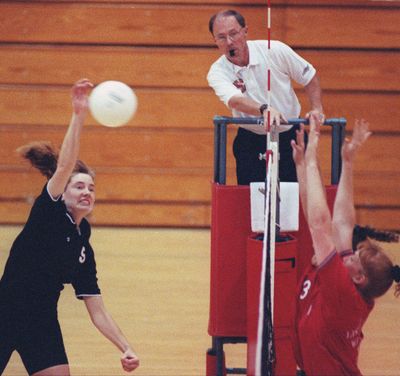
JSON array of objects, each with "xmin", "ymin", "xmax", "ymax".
[
  {"xmin": 17, "ymin": 142, "xmax": 95, "ymax": 181},
  {"xmin": 391, "ymin": 265, "xmax": 400, "ymax": 298},
  {"xmin": 17, "ymin": 142, "xmax": 58, "ymax": 179},
  {"xmin": 352, "ymin": 225, "xmax": 399, "ymax": 250}
]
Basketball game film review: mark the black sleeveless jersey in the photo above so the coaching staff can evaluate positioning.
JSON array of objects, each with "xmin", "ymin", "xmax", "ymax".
[{"xmin": 0, "ymin": 184, "xmax": 101, "ymax": 310}]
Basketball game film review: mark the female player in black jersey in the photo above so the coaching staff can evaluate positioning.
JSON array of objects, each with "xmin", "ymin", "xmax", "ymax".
[{"xmin": 0, "ymin": 79, "xmax": 139, "ymax": 375}]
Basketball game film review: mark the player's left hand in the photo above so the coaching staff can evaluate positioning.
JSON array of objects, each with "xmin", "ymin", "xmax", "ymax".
[
  {"xmin": 121, "ymin": 348, "xmax": 140, "ymax": 372},
  {"xmin": 306, "ymin": 109, "xmax": 325, "ymax": 125}
]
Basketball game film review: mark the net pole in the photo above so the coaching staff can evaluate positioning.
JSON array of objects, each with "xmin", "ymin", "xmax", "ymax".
[{"xmin": 255, "ymin": 154, "xmax": 272, "ymax": 376}]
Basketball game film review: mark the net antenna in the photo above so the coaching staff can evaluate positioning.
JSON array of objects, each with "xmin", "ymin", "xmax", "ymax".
[{"xmin": 255, "ymin": 1, "xmax": 278, "ymax": 375}]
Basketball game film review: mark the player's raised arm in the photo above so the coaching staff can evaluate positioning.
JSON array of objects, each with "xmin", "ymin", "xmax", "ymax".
[
  {"xmin": 332, "ymin": 119, "xmax": 371, "ymax": 252},
  {"xmin": 48, "ymin": 78, "xmax": 93, "ymax": 198},
  {"xmin": 291, "ymin": 123, "xmax": 308, "ymax": 223},
  {"xmin": 304, "ymin": 113, "xmax": 335, "ymax": 265}
]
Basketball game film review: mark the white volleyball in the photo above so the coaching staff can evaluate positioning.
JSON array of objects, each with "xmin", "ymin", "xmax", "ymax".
[{"xmin": 89, "ymin": 81, "xmax": 137, "ymax": 127}]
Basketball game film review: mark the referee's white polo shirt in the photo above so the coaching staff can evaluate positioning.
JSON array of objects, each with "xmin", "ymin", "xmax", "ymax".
[{"xmin": 207, "ymin": 40, "xmax": 316, "ymax": 132}]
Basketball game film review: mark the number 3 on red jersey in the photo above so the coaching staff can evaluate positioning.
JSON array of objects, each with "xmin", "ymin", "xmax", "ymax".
[{"xmin": 300, "ymin": 279, "xmax": 312, "ymax": 300}]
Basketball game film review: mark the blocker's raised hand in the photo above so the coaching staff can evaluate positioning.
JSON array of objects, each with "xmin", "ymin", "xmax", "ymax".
[
  {"xmin": 342, "ymin": 119, "xmax": 371, "ymax": 163},
  {"xmin": 291, "ymin": 123, "xmax": 306, "ymax": 166}
]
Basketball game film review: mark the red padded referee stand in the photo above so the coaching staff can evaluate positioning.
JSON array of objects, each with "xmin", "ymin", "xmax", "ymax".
[
  {"xmin": 208, "ymin": 183, "xmax": 251, "ymax": 337},
  {"xmin": 207, "ymin": 183, "xmax": 251, "ymax": 376},
  {"xmin": 207, "ymin": 183, "xmax": 337, "ymax": 376}
]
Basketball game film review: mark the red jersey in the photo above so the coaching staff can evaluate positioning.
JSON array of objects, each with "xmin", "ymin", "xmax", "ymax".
[{"xmin": 293, "ymin": 251, "xmax": 374, "ymax": 375}]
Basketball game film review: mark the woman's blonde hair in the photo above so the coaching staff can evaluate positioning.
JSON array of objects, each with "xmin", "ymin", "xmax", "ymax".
[{"xmin": 358, "ymin": 239, "xmax": 400, "ymax": 300}]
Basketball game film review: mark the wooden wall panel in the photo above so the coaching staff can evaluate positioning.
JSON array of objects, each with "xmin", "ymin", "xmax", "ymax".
[
  {"xmin": 1, "ymin": 127, "xmax": 390, "ymax": 172},
  {"xmin": 0, "ymin": 46, "xmax": 399, "ymax": 92},
  {"xmin": 354, "ymin": 172, "xmax": 400, "ymax": 207},
  {"xmin": 1, "ymin": 166, "xmax": 397, "ymax": 207},
  {"xmin": 23, "ymin": 0, "xmax": 400, "ymax": 6},
  {"xmin": 0, "ymin": 128, "xmax": 215, "ymax": 169},
  {"xmin": 285, "ymin": 7, "xmax": 400, "ymax": 48},
  {"xmin": 305, "ymin": 51, "xmax": 400, "ymax": 92},
  {"xmin": 0, "ymin": 171, "xmax": 212, "ymax": 202},
  {"xmin": 0, "ymin": 86, "xmax": 229, "ymax": 128},
  {"xmin": 283, "ymin": 0, "xmax": 400, "ymax": 5},
  {"xmin": 0, "ymin": 45, "xmax": 214, "ymax": 88},
  {"xmin": 0, "ymin": 1, "xmax": 399, "ymax": 229},
  {"xmin": 297, "ymin": 92, "xmax": 400, "ymax": 133},
  {"xmin": 0, "ymin": 3, "xmax": 285, "ymax": 45},
  {"xmin": 1, "ymin": 3, "xmax": 398, "ymax": 48},
  {"xmin": 356, "ymin": 208, "xmax": 400, "ymax": 232},
  {"xmin": 0, "ymin": 201, "xmax": 211, "ymax": 227},
  {"xmin": 1, "ymin": 87, "xmax": 398, "ymax": 132}
]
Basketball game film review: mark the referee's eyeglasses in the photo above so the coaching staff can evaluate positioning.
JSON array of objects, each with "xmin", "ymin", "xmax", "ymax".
[{"xmin": 215, "ymin": 28, "xmax": 244, "ymax": 44}]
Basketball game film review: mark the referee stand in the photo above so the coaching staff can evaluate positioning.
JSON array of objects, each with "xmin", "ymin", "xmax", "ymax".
[{"xmin": 206, "ymin": 116, "xmax": 346, "ymax": 376}]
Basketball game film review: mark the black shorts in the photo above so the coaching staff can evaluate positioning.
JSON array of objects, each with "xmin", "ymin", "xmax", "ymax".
[
  {"xmin": 0, "ymin": 306, "xmax": 68, "ymax": 375},
  {"xmin": 233, "ymin": 126, "xmax": 305, "ymax": 185}
]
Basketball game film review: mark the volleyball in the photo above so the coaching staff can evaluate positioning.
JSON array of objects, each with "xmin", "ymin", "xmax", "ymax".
[{"xmin": 89, "ymin": 81, "xmax": 138, "ymax": 127}]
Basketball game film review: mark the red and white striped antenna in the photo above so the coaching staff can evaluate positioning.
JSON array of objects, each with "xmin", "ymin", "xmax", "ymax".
[{"xmin": 255, "ymin": 1, "xmax": 278, "ymax": 374}]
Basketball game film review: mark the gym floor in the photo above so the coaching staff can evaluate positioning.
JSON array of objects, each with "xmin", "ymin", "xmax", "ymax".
[{"xmin": 1, "ymin": 226, "xmax": 399, "ymax": 375}]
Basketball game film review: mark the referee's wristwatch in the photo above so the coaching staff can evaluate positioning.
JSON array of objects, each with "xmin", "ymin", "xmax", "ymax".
[{"xmin": 259, "ymin": 104, "xmax": 268, "ymax": 115}]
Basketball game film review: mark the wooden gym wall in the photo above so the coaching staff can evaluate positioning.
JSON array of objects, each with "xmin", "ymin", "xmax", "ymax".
[{"xmin": 0, "ymin": 0, "xmax": 399, "ymax": 229}]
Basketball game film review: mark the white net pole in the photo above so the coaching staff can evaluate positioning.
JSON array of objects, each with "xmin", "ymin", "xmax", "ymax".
[
  {"xmin": 269, "ymin": 139, "xmax": 278, "ymax": 324},
  {"xmin": 255, "ymin": 152, "xmax": 272, "ymax": 376}
]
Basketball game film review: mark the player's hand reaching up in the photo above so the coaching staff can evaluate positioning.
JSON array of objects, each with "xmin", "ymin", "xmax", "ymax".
[
  {"xmin": 342, "ymin": 119, "xmax": 371, "ymax": 163},
  {"xmin": 304, "ymin": 112, "xmax": 322, "ymax": 164},
  {"xmin": 291, "ymin": 123, "xmax": 306, "ymax": 166},
  {"xmin": 71, "ymin": 78, "xmax": 93, "ymax": 116},
  {"xmin": 307, "ymin": 112, "xmax": 322, "ymax": 147},
  {"xmin": 306, "ymin": 109, "xmax": 325, "ymax": 125}
]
